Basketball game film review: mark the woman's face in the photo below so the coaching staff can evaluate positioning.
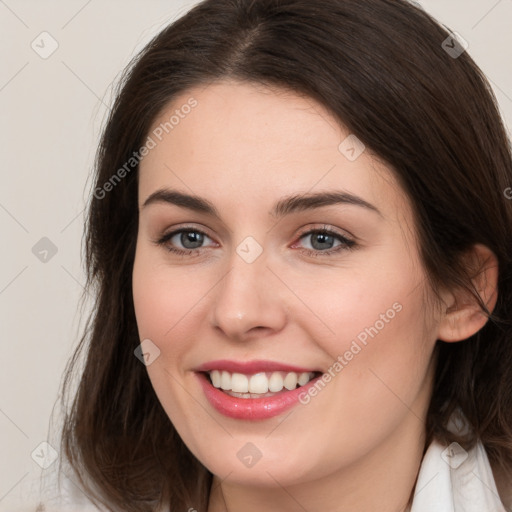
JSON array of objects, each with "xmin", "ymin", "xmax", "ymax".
[{"xmin": 132, "ymin": 80, "xmax": 442, "ymax": 488}]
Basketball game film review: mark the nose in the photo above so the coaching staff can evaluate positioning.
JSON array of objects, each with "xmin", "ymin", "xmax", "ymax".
[{"xmin": 209, "ymin": 247, "xmax": 287, "ymax": 342}]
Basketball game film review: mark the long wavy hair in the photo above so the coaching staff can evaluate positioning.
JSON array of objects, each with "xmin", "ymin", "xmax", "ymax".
[{"xmin": 58, "ymin": 0, "xmax": 512, "ymax": 510}]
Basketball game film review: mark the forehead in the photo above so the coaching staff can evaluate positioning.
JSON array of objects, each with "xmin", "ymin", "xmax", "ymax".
[{"xmin": 138, "ymin": 80, "xmax": 408, "ymax": 223}]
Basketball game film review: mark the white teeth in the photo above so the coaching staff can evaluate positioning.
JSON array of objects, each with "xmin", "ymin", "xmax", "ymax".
[
  {"xmin": 283, "ymin": 372, "xmax": 298, "ymax": 390},
  {"xmin": 208, "ymin": 369, "xmax": 316, "ymax": 395},
  {"xmin": 220, "ymin": 371, "xmax": 231, "ymax": 390},
  {"xmin": 298, "ymin": 372, "xmax": 310, "ymax": 386},
  {"xmin": 210, "ymin": 370, "xmax": 221, "ymax": 388},
  {"xmin": 231, "ymin": 373, "xmax": 249, "ymax": 393},
  {"xmin": 268, "ymin": 372, "xmax": 284, "ymax": 392},
  {"xmin": 248, "ymin": 373, "xmax": 268, "ymax": 393}
]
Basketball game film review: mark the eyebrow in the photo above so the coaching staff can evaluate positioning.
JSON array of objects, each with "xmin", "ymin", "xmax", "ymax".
[{"xmin": 141, "ymin": 188, "xmax": 382, "ymax": 218}]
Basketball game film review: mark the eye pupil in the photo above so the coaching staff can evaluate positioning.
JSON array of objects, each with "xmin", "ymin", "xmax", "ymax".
[
  {"xmin": 181, "ymin": 231, "xmax": 204, "ymax": 249},
  {"xmin": 311, "ymin": 232, "xmax": 334, "ymax": 250}
]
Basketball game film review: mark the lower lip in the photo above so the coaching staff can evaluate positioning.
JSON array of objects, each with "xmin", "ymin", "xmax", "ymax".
[{"xmin": 196, "ymin": 372, "xmax": 321, "ymax": 420}]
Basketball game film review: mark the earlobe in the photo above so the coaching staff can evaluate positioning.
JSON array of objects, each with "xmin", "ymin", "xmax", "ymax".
[{"xmin": 437, "ymin": 244, "xmax": 499, "ymax": 343}]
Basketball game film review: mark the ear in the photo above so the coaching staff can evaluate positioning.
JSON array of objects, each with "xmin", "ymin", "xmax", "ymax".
[{"xmin": 437, "ymin": 244, "xmax": 499, "ymax": 343}]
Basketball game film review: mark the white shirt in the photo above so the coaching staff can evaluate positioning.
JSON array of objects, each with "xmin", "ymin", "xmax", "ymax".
[{"xmin": 410, "ymin": 437, "xmax": 507, "ymax": 512}]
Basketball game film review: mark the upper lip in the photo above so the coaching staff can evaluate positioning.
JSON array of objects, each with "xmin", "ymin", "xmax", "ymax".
[{"xmin": 195, "ymin": 359, "xmax": 320, "ymax": 374}]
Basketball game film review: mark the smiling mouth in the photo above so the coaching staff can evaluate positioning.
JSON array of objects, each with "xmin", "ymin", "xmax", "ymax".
[{"xmin": 203, "ymin": 370, "xmax": 323, "ymax": 399}]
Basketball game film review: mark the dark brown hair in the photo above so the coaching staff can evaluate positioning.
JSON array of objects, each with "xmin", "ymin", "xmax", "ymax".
[{"xmin": 58, "ymin": 0, "xmax": 512, "ymax": 510}]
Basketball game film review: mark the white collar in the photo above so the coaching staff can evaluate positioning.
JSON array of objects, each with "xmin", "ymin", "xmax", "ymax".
[{"xmin": 410, "ymin": 437, "xmax": 507, "ymax": 511}]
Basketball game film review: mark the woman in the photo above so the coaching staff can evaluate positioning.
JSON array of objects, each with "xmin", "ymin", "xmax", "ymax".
[{"xmin": 52, "ymin": 0, "xmax": 512, "ymax": 510}]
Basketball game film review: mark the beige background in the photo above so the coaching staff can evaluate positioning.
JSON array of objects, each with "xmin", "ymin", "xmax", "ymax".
[{"xmin": 1, "ymin": 0, "xmax": 511, "ymax": 509}]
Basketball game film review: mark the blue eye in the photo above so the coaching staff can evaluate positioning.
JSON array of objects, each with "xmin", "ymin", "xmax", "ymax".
[
  {"xmin": 155, "ymin": 228, "xmax": 215, "ymax": 256},
  {"xmin": 295, "ymin": 227, "xmax": 356, "ymax": 257},
  {"xmin": 154, "ymin": 225, "xmax": 356, "ymax": 257}
]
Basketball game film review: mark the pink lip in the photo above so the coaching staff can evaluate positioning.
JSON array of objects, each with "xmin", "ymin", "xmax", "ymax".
[
  {"xmin": 195, "ymin": 370, "xmax": 322, "ymax": 421},
  {"xmin": 195, "ymin": 359, "xmax": 318, "ymax": 374}
]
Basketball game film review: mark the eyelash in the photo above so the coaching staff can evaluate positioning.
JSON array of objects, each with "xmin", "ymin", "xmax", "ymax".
[{"xmin": 154, "ymin": 225, "xmax": 357, "ymax": 258}]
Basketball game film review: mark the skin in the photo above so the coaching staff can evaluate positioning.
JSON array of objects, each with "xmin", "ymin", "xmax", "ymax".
[{"xmin": 132, "ymin": 80, "xmax": 498, "ymax": 512}]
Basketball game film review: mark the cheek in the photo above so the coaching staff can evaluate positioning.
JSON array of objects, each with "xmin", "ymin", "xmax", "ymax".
[
  {"xmin": 131, "ymin": 249, "xmax": 209, "ymax": 441},
  {"xmin": 323, "ymin": 237, "xmax": 432, "ymax": 355},
  {"xmin": 132, "ymin": 244, "xmax": 209, "ymax": 350},
  {"xmin": 309, "ymin": 251, "xmax": 436, "ymax": 417},
  {"xmin": 274, "ymin": 273, "xmax": 436, "ymax": 479},
  {"xmin": 292, "ymin": 256, "xmax": 415, "ymax": 356},
  {"xmin": 131, "ymin": 245, "xmax": 218, "ymax": 419}
]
